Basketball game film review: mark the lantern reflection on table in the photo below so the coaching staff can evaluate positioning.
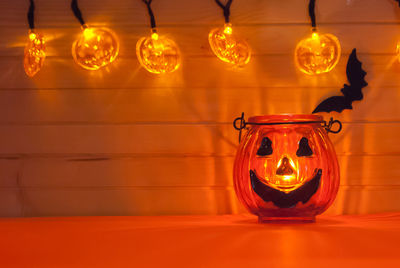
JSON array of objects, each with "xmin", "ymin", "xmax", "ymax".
[{"xmin": 233, "ymin": 114, "xmax": 340, "ymax": 222}]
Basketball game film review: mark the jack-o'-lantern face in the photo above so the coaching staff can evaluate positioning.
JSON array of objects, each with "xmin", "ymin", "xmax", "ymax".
[
  {"xmin": 249, "ymin": 127, "xmax": 322, "ymax": 208},
  {"xmin": 233, "ymin": 114, "xmax": 340, "ymax": 219}
]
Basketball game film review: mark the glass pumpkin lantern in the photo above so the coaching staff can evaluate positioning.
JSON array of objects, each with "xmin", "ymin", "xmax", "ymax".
[{"xmin": 233, "ymin": 114, "xmax": 341, "ymax": 222}]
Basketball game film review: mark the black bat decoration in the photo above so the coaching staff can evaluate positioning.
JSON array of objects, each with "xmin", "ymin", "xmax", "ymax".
[
  {"xmin": 312, "ymin": 49, "xmax": 368, "ymax": 114},
  {"xmin": 395, "ymin": 0, "xmax": 400, "ymax": 7}
]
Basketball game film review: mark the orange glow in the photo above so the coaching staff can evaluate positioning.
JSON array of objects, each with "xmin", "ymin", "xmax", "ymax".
[
  {"xmin": 294, "ymin": 31, "xmax": 341, "ymax": 75},
  {"xmin": 223, "ymin": 25, "xmax": 233, "ymax": 35},
  {"xmin": 262, "ymin": 155, "xmax": 305, "ymax": 193},
  {"xmin": 24, "ymin": 30, "xmax": 46, "ymax": 77},
  {"xmin": 151, "ymin": 32, "xmax": 159, "ymax": 41},
  {"xmin": 273, "ymin": 156, "xmax": 301, "ymax": 192},
  {"xmin": 136, "ymin": 29, "xmax": 181, "ymax": 74},
  {"xmin": 396, "ymin": 42, "xmax": 400, "ymax": 62},
  {"xmin": 208, "ymin": 23, "xmax": 251, "ymax": 66},
  {"xmin": 72, "ymin": 25, "xmax": 119, "ymax": 70}
]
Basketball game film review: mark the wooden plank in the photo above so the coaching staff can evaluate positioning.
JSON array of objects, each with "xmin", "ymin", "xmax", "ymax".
[
  {"xmin": 0, "ymin": 85, "xmax": 396, "ymax": 124},
  {"xmin": 1, "ymin": 0, "xmax": 399, "ymax": 27},
  {"xmin": 0, "ymin": 159, "xmax": 21, "ymax": 187},
  {"xmin": 19, "ymin": 155, "xmax": 400, "ymax": 188},
  {"xmin": 0, "ymin": 54, "xmax": 397, "ymax": 90},
  {"xmin": 21, "ymin": 186, "xmax": 400, "ymax": 216},
  {"xmin": 3, "ymin": 23, "xmax": 400, "ymax": 57},
  {"xmin": 20, "ymin": 157, "xmax": 234, "ymax": 188},
  {"xmin": 0, "ymin": 123, "xmax": 397, "ymax": 155},
  {"xmin": 327, "ymin": 186, "xmax": 400, "ymax": 215},
  {"xmin": 0, "ymin": 189, "xmax": 22, "ymax": 217},
  {"xmin": 22, "ymin": 188, "xmax": 236, "ymax": 216}
]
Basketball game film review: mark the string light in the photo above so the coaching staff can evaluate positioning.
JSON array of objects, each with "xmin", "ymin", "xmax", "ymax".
[
  {"xmin": 24, "ymin": 0, "xmax": 46, "ymax": 77},
  {"xmin": 209, "ymin": 0, "xmax": 250, "ymax": 66},
  {"xmin": 294, "ymin": 0, "xmax": 341, "ymax": 75},
  {"xmin": 70, "ymin": 0, "xmax": 119, "ymax": 70},
  {"xmin": 72, "ymin": 25, "xmax": 119, "ymax": 70},
  {"xmin": 136, "ymin": 0, "xmax": 181, "ymax": 74}
]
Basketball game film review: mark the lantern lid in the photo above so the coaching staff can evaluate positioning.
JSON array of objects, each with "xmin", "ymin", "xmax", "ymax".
[{"xmin": 248, "ymin": 114, "xmax": 323, "ymax": 124}]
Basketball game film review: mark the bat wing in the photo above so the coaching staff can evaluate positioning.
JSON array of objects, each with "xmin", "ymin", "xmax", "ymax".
[
  {"xmin": 341, "ymin": 48, "xmax": 368, "ymax": 101},
  {"xmin": 312, "ymin": 48, "xmax": 368, "ymax": 114},
  {"xmin": 312, "ymin": 96, "xmax": 352, "ymax": 114}
]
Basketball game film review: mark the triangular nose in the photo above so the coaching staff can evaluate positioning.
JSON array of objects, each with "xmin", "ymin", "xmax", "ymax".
[{"xmin": 276, "ymin": 157, "xmax": 295, "ymax": 176}]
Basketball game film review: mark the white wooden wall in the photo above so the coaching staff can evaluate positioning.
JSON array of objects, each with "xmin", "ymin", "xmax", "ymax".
[{"xmin": 0, "ymin": 0, "xmax": 400, "ymax": 217}]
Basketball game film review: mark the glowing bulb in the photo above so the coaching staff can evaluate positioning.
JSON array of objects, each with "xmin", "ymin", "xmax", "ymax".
[
  {"xmin": 72, "ymin": 25, "xmax": 119, "ymax": 70},
  {"xmin": 208, "ymin": 23, "xmax": 251, "ymax": 66},
  {"xmin": 224, "ymin": 26, "xmax": 232, "ymax": 35},
  {"xmin": 151, "ymin": 32, "xmax": 159, "ymax": 41},
  {"xmin": 136, "ymin": 29, "xmax": 181, "ymax": 74},
  {"xmin": 24, "ymin": 30, "xmax": 46, "ymax": 77},
  {"xmin": 295, "ymin": 31, "xmax": 341, "ymax": 75}
]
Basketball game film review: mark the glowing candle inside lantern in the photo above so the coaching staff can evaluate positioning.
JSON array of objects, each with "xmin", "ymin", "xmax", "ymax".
[
  {"xmin": 136, "ymin": 29, "xmax": 181, "ymax": 74},
  {"xmin": 24, "ymin": 31, "xmax": 46, "ymax": 77},
  {"xmin": 208, "ymin": 23, "xmax": 251, "ymax": 66},
  {"xmin": 294, "ymin": 31, "xmax": 341, "ymax": 75},
  {"xmin": 72, "ymin": 25, "xmax": 119, "ymax": 70},
  {"xmin": 275, "ymin": 156, "xmax": 298, "ymax": 186}
]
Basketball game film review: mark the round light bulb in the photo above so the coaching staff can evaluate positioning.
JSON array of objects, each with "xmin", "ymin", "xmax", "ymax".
[
  {"xmin": 24, "ymin": 30, "xmax": 46, "ymax": 77},
  {"xmin": 208, "ymin": 23, "xmax": 251, "ymax": 66},
  {"xmin": 136, "ymin": 29, "xmax": 181, "ymax": 74},
  {"xmin": 294, "ymin": 31, "xmax": 341, "ymax": 75},
  {"xmin": 72, "ymin": 25, "xmax": 119, "ymax": 70}
]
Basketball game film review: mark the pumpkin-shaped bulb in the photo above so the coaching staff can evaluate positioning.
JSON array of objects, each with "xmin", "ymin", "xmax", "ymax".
[
  {"xmin": 136, "ymin": 28, "xmax": 181, "ymax": 74},
  {"xmin": 24, "ymin": 31, "xmax": 46, "ymax": 77},
  {"xmin": 208, "ymin": 23, "xmax": 251, "ymax": 66},
  {"xmin": 294, "ymin": 31, "xmax": 341, "ymax": 75},
  {"xmin": 72, "ymin": 25, "xmax": 119, "ymax": 70}
]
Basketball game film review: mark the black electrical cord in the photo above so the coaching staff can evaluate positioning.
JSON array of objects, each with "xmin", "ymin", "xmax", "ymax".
[
  {"xmin": 27, "ymin": 0, "xmax": 35, "ymax": 29},
  {"xmin": 71, "ymin": 0, "xmax": 85, "ymax": 26},
  {"xmin": 215, "ymin": 0, "xmax": 233, "ymax": 23},
  {"xmin": 142, "ymin": 0, "xmax": 156, "ymax": 29},
  {"xmin": 308, "ymin": 0, "xmax": 316, "ymax": 29}
]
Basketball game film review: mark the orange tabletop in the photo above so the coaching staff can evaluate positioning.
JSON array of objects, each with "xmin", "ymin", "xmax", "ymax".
[{"xmin": 0, "ymin": 213, "xmax": 399, "ymax": 267}]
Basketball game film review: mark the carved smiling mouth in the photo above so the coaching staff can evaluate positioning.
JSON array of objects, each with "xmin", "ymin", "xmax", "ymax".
[{"xmin": 250, "ymin": 169, "xmax": 322, "ymax": 208}]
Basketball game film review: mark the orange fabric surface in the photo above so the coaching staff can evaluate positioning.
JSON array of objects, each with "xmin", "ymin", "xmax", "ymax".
[{"xmin": 0, "ymin": 214, "xmax": 399, "ymax": 267}]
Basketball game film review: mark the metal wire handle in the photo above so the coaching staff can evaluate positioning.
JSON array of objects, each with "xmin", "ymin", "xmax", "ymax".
[{"xmin": 233, "ymin": 113, "xmax": 342, "ymax": 143}]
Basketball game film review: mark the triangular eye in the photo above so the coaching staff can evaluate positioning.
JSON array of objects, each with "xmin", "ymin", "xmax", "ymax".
[
  {"xmin": 257, "ymin": 137, "xmax": 273, "ymax": 156},
  {"xmin": 296, "ymin": 137, "xmax": 313, "ymax": 157}
]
